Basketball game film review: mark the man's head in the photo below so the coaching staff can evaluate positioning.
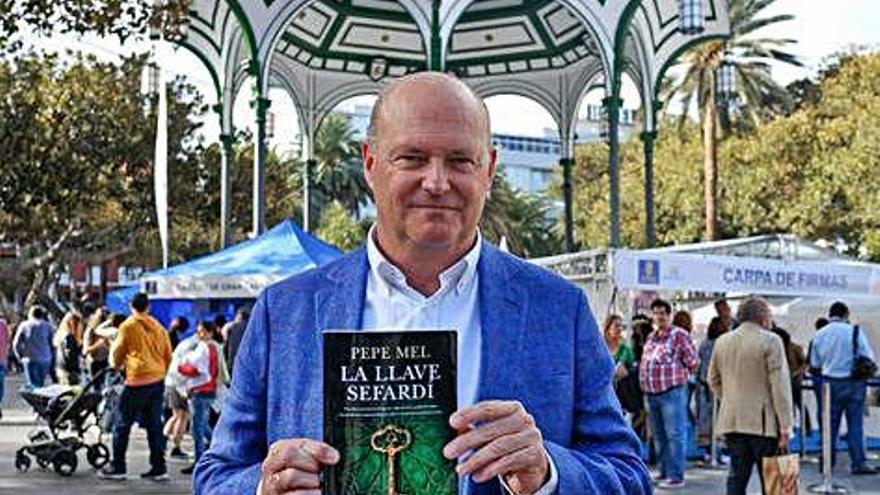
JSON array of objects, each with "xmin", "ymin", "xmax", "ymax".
[
  {"xmin": 736, "ymin": 296, "xmax": 772, "ymax": 329},
  {"xmin": 28, "ymin": 305, "xmax": 46, "ymax": 320},
  {"xmin": 130, "ymin": 292, "xmax": 150, "ymax": 314},
  {"xmin": 235, "ymin": 306, "xmax": 251, "ymax": 322},
  {"xmin": 650, "ymin": 299, "xmax": 672, "ymax": 329},
  {"xmin": 814, "ymin": 316, "xmax": 829, "ymax": 330},
  {"xmin": 196, "ymin": 320, "xmax": 215, "ymax": 342},
  {"xmin": 714, "ymin": 297, "xmax": 731, "ymax": 319},
  {"xmin": 363, "ymin": 72, "xmax": 497, "ymax": 257},
  {"xmin": 828, "ymin": 301, "xmax": 849, "ymax": 320}
]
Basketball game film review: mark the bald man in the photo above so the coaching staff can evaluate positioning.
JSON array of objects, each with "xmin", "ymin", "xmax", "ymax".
[{"xmin": 194, "ymin": 73, "xmax": 650, "ymax": 495}]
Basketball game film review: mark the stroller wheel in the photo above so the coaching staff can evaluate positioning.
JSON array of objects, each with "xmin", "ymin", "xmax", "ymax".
[
  {"xmin": 14, "ymin": 453, "xmax": 30, "ymax": 473},
  {"xmin": 52, "ymin": 450, "xmax": 78, "ymax": 477},
  {"xmin": 36, "ymin": 456, "xmax": 50, "ymax": 469},
  {"xmin": 86, "ymin": 443, "xmax": 110, "ymax": 469}
]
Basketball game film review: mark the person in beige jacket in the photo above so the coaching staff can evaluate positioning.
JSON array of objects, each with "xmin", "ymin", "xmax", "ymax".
[{"xmin": 709, "ymin": 296, "xmax": 793, "ymax": 495}]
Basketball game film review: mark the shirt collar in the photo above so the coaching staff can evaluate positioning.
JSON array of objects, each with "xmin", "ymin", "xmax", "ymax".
[{"xmin": 366, "ymin": 224, "xmax": 482, "ymax": 298}]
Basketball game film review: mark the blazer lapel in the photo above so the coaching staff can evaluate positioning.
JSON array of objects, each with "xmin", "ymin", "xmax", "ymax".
[
  {"xmin": 476, "ymin": 244, "xmax": 528, "ymax": 402},
  {"xmin": 315, "ymin": 247, "xmax": 369, "ymax": 333}
]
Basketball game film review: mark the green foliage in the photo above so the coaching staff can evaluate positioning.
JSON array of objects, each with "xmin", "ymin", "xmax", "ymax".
[
  {"xmin": 564, "ymin": 125, "xmax": 705, "ymax": 249},
  {"xmin": 289, "ymin": 114, "xmax": 371, "ymax": 229},
  {"xmin": 0, "ymin": 51, "xmax": 205, "ymax": 259},
  {"xmin": 0, "ymin": 1, "xmax": 190, "ymax": 53},
  {"xmin": 720, "ymin": 53, "xmax": 880, "ymax": 260},
  {"xmin": 566, "ymin": 52, "xmax": 880, "ymax": 261},
  {"xmin": 315, "ymin": 201, "xmax": 367, "ymax": 252},
  {"xmin": 480, "ymin": 169, "xmax": 563, "ymax": 257}
]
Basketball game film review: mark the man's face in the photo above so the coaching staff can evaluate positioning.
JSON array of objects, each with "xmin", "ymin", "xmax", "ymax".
[
  {"xmin": 716, "ymin": 301, "xmax": 731, "ymax": 318},
  {"xmin": 363, "ymin": 81, "xmax": 496, "ymax": 254},
  {"xmin": 652, "ymin": 306, "xmax": 670, "ymax": 329}
]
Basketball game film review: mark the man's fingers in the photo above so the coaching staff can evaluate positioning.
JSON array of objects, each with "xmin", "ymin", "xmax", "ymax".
[
  {"xmin": 471, "ymin": 444, "xmax": 544, "ymax": 483},
  {"xmin": 443, "ymin": 411, "xmax": 536, "ymax": 459},
  {"xmin": 267, "ymin": 467, "xmax": 320, "ymax": 492},
  {"xmin": 262, "ymin": 439, "xmax": 339, "ymax": 479},
  {"xmin": 449, "ymin": 401, "xmax": 522, "ymax": 430},
  {"xmin": 454, "ymin": 429, "xmax": 539, "ymax": 476}
]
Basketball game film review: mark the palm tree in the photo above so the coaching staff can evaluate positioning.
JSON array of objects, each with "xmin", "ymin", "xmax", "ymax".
[
  {"xmin": 300, "ymin": 114, "xmax": 371, "ymax": 227},
  {"xmin": 663, "ymin": 0, "xmax": 801, "ymax": 240}
]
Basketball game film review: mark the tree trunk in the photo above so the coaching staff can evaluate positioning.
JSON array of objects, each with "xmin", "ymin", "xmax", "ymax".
[{"xmin": 702, "ymin": 76, "xmax": 719, "ymax": 241}]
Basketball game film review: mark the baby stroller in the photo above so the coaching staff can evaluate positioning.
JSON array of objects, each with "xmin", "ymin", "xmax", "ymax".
[{"xmin": 14, "ymin": 368, "xmax": 111, "ymax": 476}]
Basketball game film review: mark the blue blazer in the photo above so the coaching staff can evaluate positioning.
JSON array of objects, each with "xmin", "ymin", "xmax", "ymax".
[{"xmin": 195, "ymin": 244, "xmax": 651, "ymax": 494}]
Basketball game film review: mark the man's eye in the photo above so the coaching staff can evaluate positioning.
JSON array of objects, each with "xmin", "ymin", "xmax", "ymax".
[
  {"xmin": 449, "ymin": 157, "xmax": 476, "ymax": 170},
  {"xmin": 394, "ymin": 155, "xmax": 425, "ymax": 167}
]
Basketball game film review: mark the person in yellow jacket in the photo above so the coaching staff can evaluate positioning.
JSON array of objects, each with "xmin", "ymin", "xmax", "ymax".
[{"xmin": 99, "ymin": 292, "xmax": 173, "ymax": 482}]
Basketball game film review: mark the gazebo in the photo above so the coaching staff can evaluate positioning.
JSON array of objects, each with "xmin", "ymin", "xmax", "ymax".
[{"xmin": 172, "ymin": 0, "xmax": 730, "ymax": 251}]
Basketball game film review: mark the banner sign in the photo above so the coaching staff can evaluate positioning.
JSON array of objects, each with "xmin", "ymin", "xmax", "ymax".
[
  {"xmin": 142, "ymin": 274, "xmax": 286, "ymax": 299},
  {"xmin": 613, "ymin": 250, "xmax": 880, "ymax": 299}
]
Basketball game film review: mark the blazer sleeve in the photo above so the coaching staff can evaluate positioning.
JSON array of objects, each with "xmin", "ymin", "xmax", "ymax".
[
  {"xmin": 708, "ymin": 344, "xmax": 722, "ymax": 400},
  {"xmin": 766, "ymin": 335, "xmax": 794, "ymax": 432},
  {"xmin": 193, "ymin": 293, "xmax": 270, "ymax": 494},
  {"xmin": 545, "ymin": 292, "xmax": 652, "ymax": 494}
]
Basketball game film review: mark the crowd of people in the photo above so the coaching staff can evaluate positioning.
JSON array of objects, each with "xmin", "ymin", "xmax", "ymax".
[
  {"xmin": 604, "ymin": 296, "xmax": 878, "ymax": 493},
  {"xmin": 0, "ymin": 296, "xmax": 249, "ymax": 480}
]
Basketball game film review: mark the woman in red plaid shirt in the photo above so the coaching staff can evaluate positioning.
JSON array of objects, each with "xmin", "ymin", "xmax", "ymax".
[{"xmin": 639, "ymin": 299, "xmax": 698, "ymax": 489}]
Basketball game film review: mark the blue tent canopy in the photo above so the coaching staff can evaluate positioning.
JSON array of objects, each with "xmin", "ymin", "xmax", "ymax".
[{"xmin": 108, "ymin": 219, "xmax": 342, "ymax": 329}]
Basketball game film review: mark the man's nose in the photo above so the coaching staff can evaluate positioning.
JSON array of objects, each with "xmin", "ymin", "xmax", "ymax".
[{"xmin": 421, "ymin": 158, "xmax": 450, "ymax": 194}]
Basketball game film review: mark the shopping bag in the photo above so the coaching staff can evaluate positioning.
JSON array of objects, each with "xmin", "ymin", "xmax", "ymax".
[{"xmin": 762, "ymin": 452, "xmax": 799, "ymax": 495}]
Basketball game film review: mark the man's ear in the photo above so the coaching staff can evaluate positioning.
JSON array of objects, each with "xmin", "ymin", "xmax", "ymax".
[
  {"xmin": 484, "ymin": 146, "xmax": 498, "ymax": 195},
  {"xmin": 362, "ymin": 141, "xmax": 375, "ymax": 190}
]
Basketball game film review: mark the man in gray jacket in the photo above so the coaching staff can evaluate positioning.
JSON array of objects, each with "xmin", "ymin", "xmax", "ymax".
[
  {"xmin": 13, "ymin": 305, "xmax": 55, "ymax": 389},
  {"xmin": 709, "ymin": 296, "xmax": 793, "ymax": 495}
]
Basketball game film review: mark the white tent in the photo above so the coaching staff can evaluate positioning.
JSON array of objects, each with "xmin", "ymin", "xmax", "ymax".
[{"xmin": 532, "ymin": 234, "xmax": 880, "ymax": 349}]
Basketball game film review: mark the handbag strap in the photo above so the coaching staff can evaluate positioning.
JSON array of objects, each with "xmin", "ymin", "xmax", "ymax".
[{"xmin": 852, "ymin": 325, "xmax": 860, "ymax": 359}]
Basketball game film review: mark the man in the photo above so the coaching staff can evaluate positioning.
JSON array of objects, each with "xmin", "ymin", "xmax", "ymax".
[
  {"xmin": 809, "ymin": 301, "xmax": 878, "ymax": 474},
  {"xmin": 708, "ymin": 297, "xmax": 794, "ymax": 495},
  {"xmin": 194, "ymin": 73, "xmax": 650, "ymax": 494},
  {"xmin": 221, "ymin": 306, "xmax": 250, "ymax": 374},
  {"xmin": 13, "ymin": 305, "xmax": 55, "ymax": 390},
  {"xmin": 639, "ymin": 298, "xmax": 698, "ymax": 489},
  {"xmin": 714, "ymin": 297, "xmax": 737, "ymax": 330},
  {"xmin": 99, "ymin": 292, "xmax": 173, "ymax": 481}
]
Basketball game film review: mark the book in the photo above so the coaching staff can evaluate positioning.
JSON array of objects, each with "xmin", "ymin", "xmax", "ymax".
[{"xmin": 323, "ymin": 330, "xmax": 458, "ymax": 495}]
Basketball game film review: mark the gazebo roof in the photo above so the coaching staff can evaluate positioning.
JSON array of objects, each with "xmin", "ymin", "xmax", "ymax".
[{"xmin": 179, "ymin": 0, "xmax": 730, "ymax": 139}]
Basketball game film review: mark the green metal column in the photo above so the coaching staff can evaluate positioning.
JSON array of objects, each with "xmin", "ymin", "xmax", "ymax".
[
  {"xmin": 252, "ymin": 96, "xmax": 271, "ymax": 236},
  {"xmin": 219, "ymin": 133, "xmax": 235, "ymax": 248},
  {"xmin": 304, "ymin": 157, "xmax": 316, "ymax": 232},
  {"xmin": 561, "ymin": 156, "xmax": 575, "ymax": 253},
  {"xmin": 640, "ymin": 130, "xmax": 657, "ymax": 247},
  {"xmin": 604, "ymin": 95, "xmax": 622, "ymax": 247},
  {"xmin": 430, "ymin": 0, "xmax": 442, "ymax": 71}
]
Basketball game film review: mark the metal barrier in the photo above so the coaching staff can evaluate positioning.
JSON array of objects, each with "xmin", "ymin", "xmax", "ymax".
[{"xmin": 807, "ymin": 379, "xmax": 848, "ymax": 494}]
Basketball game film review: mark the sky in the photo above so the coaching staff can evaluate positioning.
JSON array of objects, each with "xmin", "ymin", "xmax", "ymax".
[{"xmin": 22, "ymin": 1, "xmax": 880, "ymax": 145}]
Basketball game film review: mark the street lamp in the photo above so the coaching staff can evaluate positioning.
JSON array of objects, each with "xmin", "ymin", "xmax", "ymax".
[
  {"xmin": 266, "ymin": 111, "xmax": 276, "ymax": 139},
  {"xmin": 145, "ymin": 61, "xmax": 160, "ymax": 96},
  {"xmin": 716, "ymin": 60, "xmax": 736, "ymax": 104},
  {"xmin": 678, "ymin": 0, "xmax": 705, "ymax": 35}
]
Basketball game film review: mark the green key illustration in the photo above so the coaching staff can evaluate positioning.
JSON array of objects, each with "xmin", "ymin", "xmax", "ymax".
[{"xmin": 370, "ymin": 425, "xmax": 412, "ymax": 495}]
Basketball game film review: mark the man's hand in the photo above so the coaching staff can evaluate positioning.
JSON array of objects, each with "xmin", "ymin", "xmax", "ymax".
[
  {"xmin": 443, "ymin": 401, "xmax": 548, "ymax": 495},
  {"xmin": 259, "ymin": 439, "xmax": 339, "ymax": 495}
]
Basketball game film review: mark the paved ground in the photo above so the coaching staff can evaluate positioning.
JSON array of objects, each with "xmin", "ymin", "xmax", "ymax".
[{"xmin": 2, "ymin": 372, "xmax": 879, "ymax": 494}]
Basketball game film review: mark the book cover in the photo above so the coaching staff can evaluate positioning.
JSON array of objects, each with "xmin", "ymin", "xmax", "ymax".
[{"xmin": 323, "ymin": 330, "xmax": 458, "ymax": 495}]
